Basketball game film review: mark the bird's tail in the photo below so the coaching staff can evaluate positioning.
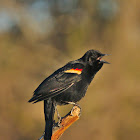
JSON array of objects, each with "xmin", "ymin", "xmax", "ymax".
[{"xmin": 44, "ymin": 99, "xmax": 55, "ymax": 140}]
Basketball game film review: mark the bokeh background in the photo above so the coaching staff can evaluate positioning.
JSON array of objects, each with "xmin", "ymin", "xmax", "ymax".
[{"xmin": 0, "ymin": 0, "xmax": 140, "ymax": 140}]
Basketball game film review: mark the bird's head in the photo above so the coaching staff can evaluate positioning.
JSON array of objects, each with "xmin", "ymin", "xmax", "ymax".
[{"xmin": 81, "ymin": 50, "xmax": 110, "ymax": 71}]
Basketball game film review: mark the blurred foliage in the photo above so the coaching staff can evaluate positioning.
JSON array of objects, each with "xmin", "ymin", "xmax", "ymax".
[{"xmin": 0, "ymin": 0, "xmax": 140, "ymax": 140}]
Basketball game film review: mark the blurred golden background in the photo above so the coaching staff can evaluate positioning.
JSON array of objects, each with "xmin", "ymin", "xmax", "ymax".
[{"xmin": 0, "ymin": 0, "xmax": 140, "ymax": 140}]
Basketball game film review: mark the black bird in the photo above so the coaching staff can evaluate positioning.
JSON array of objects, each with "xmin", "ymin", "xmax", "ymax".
[{"xmin": 28, "ymin": 50, "xmax": 109, "ymax": 140}]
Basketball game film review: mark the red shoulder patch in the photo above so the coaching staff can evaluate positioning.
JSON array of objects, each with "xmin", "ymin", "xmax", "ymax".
[{"xmin": 64, "ymin": 68, "xmax": 83, "ymax": 74}]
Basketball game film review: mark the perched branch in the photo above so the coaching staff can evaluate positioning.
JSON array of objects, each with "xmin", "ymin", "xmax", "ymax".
[
  {"xmin": 39, "ymin": 106, "xmax": 81, "ymax": 140},
  {"xmin": 52, "ymin": 106, "xmax": 81, "ymax": 140}
]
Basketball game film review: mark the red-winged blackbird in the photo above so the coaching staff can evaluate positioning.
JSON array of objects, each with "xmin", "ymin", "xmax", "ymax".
[{"xmin": 28, "ymin": 50, "xmax": 109, "ymax": 140}]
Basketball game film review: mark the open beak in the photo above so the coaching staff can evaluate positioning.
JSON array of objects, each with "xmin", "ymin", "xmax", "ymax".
[{"xmin": 97, "ymin": 54, "xmax": 110, "ymax": 64}]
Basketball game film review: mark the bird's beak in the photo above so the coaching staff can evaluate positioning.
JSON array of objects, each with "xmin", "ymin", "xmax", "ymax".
[{"xmin": 97, "ymin": 54, "xmax": 110, "ymax": 64}]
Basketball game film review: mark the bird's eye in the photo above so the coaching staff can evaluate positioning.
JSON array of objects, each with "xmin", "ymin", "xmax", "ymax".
[{"xmin": 88, "ymin": 56, "xmax": 93, "ymax": 64}]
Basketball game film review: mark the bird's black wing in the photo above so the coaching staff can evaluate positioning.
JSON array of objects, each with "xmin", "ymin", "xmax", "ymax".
[{"xmin": 28, "ymin": 62, "xmax": 84, "ymax": 103}]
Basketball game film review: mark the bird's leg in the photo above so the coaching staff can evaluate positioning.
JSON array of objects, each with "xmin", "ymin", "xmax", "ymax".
[
  {"xmin": 64, "ymin": 101, "xmax": 81, "ymax": 109},
  {"xmin": 69, "ymin": 102, "xmax": 81, "ymax": 109},
  {"xmin": 53, "ymin": 102, "xmax": 61, "ymax": 126},
  {"xmin": 55, "ymin": 105, "xmax": 62, "ymax": 126},
  {"xmin": 63, "ymin": 101, "xmax": 82, "ymax": 116}
]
